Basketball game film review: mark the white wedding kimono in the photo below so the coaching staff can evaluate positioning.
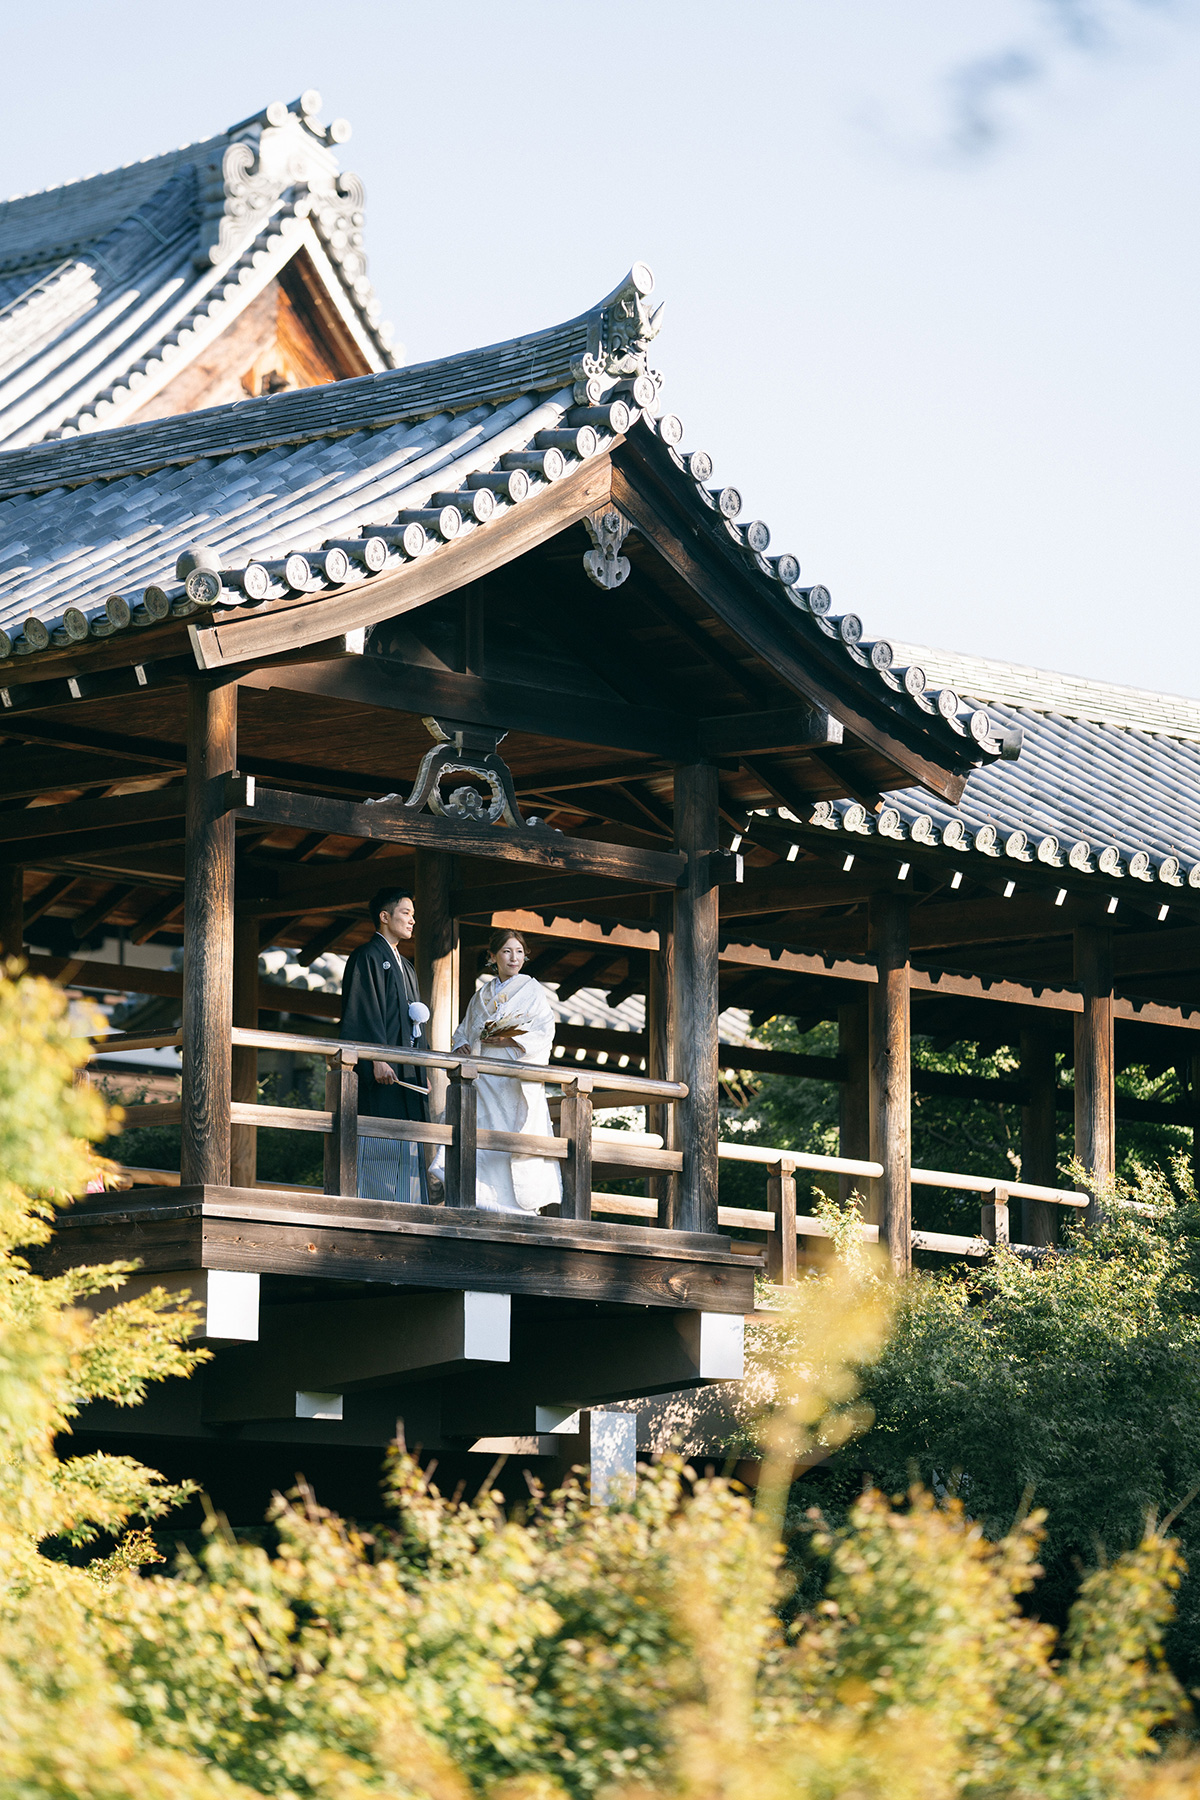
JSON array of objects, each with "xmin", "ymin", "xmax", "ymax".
[{"xmin": 451, "ymin": 973, "xmax": 563, "ymax": 1213}]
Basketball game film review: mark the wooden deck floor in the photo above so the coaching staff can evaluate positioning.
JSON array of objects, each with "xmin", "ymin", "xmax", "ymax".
[{"xmin": 39, "ymin": 1187, "xmax": 759, "ymax": 1313}]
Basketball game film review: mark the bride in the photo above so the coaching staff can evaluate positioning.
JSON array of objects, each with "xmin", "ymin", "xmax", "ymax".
[{"xmin": 452, "ymin": 929, "xmax": 563, "ymax": 1213}]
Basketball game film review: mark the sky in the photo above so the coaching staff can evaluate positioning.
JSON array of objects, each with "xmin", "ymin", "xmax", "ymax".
[{"xmin": 3, "ymin": 0, "xmax": 1198, "ymax": 696}]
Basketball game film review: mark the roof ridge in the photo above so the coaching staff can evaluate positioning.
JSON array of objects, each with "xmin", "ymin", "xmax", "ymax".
[
  {"xmin": 0, "ymin": 92, "xmax": 343, "ymax": 211},
  {"xmin": 890, "ymin": 639, "xmax": 1200, "ymax": 737}
]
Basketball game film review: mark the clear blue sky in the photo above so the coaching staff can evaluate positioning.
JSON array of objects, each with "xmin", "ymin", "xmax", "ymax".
[{"xmin": 5, "ymin": 1, "xmax": 1198, "ymax": 695}]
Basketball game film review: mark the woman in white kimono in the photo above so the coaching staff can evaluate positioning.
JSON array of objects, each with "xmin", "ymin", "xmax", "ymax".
[{"xmin": 452, "ymin": 929, "xmax": 562, "ymax": 1213}]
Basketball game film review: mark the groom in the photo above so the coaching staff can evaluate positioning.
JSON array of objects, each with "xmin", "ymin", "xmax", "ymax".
[{"xmin": 340, "ymin": 887, "xmax": 431, "ymax": 1203}]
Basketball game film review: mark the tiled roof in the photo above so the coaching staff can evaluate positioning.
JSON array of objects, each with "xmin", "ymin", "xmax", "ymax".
[
  {"xmin": 0, "ymin": 264, "xmax": 1004, "ymax": 776},
  {"xmin": 0, "ymin": 94, "xmax": 393, "ymax": 448},
  {"xmin": 890, "ymin": 642, "xmax": 1200, "ymax": 743},
  {"xmin": 793, "ymin": 645, "xmax": 1200, "ymax": 890}
]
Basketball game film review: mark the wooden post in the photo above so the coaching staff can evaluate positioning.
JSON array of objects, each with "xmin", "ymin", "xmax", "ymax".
[
  {"xmin": 1020, "ymin": 1025, "xmax": 1059, "ymax": 1245},
  {"xmin": 560, "ymin": 1074, "xmax": 594, "ymax": 1220},
  {"xmin": 648, "ymin": 893, "xmax": 677, "ymax": 1225},
  {"xmin": 445, "ymin": 1063, "xmax": 478, "ymax": 1208},
  {"xmin": 980, "ymin": 1187, "xmax": 1010, "ymax": 1247},
  {"xmin": 1190, "ymin": 1052, "xmax": 1200, "ymax": 1198},
  {"xmin": 670, "ymin": 764, "xmax": 720, "ymax": 1236},
  {"xmin": 324, "ymin": 1048, "xmax": 359, "ymax": 1197},
  {"xmin": 0, "ymin": 867, "xmax": 23, "ymax": 960},
  {"xmin": 766, "ymin": 1157, "xmax": 798, "ymax": 1284},
  {"xmin": 230, "ymin": 913, "xmax": 259, "ymax": 1189},
  {"xmin": 181, "ymin": 680, "xmax": 236, "ymax": 1188},
  {"xmin": 1073, "ymin": 924, "xmax": 1115, "ymax": 1220},
  {"xmin": 868, "ymin": 893, "xmax": 911, "ymax": 1274},
  {"xmin": 415, "ymin": 850, "xmax": 458, "ymax": 1123},
  {"xmin": 838, "ymin": 1000, "xmax": 869, "ymax": 1206}
]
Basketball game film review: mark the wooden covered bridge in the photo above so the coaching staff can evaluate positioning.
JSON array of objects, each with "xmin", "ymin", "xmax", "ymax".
[{"xmin": 1, "ymin": 96, "xmax": 1197, "ymax": 1486}]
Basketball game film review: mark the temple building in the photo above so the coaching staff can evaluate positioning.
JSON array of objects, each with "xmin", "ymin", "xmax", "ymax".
[{"xmin": 1, "ymin": 96, "xmax": 1197, "ymax": 1510}]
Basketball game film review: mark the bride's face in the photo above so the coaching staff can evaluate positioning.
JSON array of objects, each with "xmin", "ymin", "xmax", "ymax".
[{"xmin": 494, "ymin": 936, "xmax": 526, "ymax": 980}]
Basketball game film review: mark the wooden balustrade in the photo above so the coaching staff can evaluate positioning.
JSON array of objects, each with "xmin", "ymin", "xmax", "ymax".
[{"xmin": 83, "ymin": 1024, "xmax": 1090, "ymax": 1261}]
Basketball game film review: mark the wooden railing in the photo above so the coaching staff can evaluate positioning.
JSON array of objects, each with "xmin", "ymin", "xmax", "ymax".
[{"xmin": 86, "ymin": 1027, "xmax": 1089, "ymax": 1261}]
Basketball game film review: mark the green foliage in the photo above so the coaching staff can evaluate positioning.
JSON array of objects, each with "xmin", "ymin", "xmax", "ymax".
[
  {"xmin": 4, "ymin": 963, "xmax": 1200, "ymax": 1796},
  {"xmin": 793, "ymin": 1167, "xmax": 1200, "ymax": 1690}
]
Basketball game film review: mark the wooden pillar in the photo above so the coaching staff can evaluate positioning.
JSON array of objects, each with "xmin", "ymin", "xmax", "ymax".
[
  {"xmin": 414, "ymin": 850, "xmax": 457, "ymax": 1122},
  {"xmin": 1073, "ymin": 924, "xmax": 1114, "ymax": 1220},
  {"xmin": 766, "ymin": 1157, "xmax": 798, "ymax": 1284},
  {"xmin": 648, "ymin": 894, "xmax": 677, "ymax": 1224},
  {"xmin": 181, "ymin": 680, "xmax": 236, "ymax": 1188},
  {"xmin": 868, "ymin": 894, "xmax": 911, "ymax": 1274},
  {"xmin": 1020, "ymin": 1025, "xmax": 1059, "ymax": 1245},
  {"xmin": 560, "ymin": 1074, "xmax": 594, "ymax": 1220},
  {"xmin": 324, "ymin": 1048, "xmax": 358, "ymax": 1197},
  {"xmin": 230, "ymin": 913, "xmax": 259, "ymax": 1188},
  {"xmin": 0, "ymin": 866, "xmax": 23, "ymax": 960},
  {"xmin": 1190, "ymin": 1052, "xmax": 1200, "ymax": 1198},
  {"xmin": 838, "ymin": 1000, "xmax": 869, "ymax": 1206},
  {"xmin": 670, "ymin": 763, "xmax": 720, "ymax": 1235}
]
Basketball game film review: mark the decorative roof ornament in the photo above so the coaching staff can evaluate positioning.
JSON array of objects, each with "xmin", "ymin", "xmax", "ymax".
[
  {"xmin": 583, "ymin": 506, "xmax": 633, "ymax": 590},
  {"xmin": 193, "ymin": 93, "xmax": 383, "ymax": 332},
  {"xmin": 572, "ymin": 264, "xmax": 664, "ymax": 409}
]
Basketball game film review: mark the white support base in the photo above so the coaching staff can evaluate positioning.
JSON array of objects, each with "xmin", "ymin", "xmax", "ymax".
[{"xmin": 80, "ymin": 1268, "xmax": 260, "ymax": 1343}]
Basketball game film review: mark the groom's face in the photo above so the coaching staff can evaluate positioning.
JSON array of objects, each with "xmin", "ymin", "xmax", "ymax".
[{"xmin": 381, "ymin": 897, "xmax": 415, "ymax": 942}]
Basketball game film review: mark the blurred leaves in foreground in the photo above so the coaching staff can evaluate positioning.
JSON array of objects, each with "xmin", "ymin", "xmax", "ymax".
[{"xmin": 1, "ymin": 961, "xmax": 1200, "ymax": 1797}]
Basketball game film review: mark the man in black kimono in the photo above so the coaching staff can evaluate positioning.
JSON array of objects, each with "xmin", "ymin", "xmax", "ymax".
[{"xmin": 339, "ymin": 887, "xmax": 430, "ymax": 1203}]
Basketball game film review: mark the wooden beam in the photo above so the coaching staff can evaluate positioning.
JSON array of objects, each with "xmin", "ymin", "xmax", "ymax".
[
  {"xmin": 0, "ymin": 785, "xmax": 188, "ymax": 850},
  {"xmin": 238, "ymin": 785, "xmax": 686, "ymax": 885},
  {"xmin": 868, "ymin": 894, "xmax": 911, "ymax": 1274},
  {"xmin": 191, "ymin": 453, "xmax": 615, "ymax": 670},
  {"xmin": 671, "ymin": 764, "xmax": 720, "ymax": 1234},
  {"xmin": 0, "ymin": 746, "xmax": 165, "ymax": 802},
  {"xmin": 181, "ymin": 683, "xmax": 236, "ymax": 1186},
  {"xmin": 70, "ymin": 884, "xmax": 139, "ymax": 944},
  {"xmin": 1074, "ymin": 924, "xmax": 1115, "ymax": 1216},
  {"xmin": 237, "ymin": 654, "xmax": 701, "ymax": 760},
  {"xmin": 698, "ymin": 706, "xmax": 845, "ymax": 758},
  {"xmin": 611, "ymin": 457, "xmax": 971, "ymax": 804}
]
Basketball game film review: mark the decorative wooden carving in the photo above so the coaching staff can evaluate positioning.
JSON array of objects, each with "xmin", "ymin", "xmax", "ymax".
[
  {"xmin": 405, "ymin": 716, "xmax": 530, "ymax": 829},
  {"xmin": 583, "ymin": 506, "xmax": 633, "ymax": 591}
]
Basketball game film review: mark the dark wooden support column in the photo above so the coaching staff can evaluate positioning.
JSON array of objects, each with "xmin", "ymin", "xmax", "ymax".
[
  {"xmin": 181, "ymin": 680, "xmax": 236, "ymax": 1188},
  {"xmin": 1073, "ymin": 924, "xmax": 1115, "ymax": 1219},
  {"xmin": 838, "ymin": 1000, "xmax": 869, "ymax": 1206},
  {"xmin": 324, "ymin": 1048, "xmax": 358, "ymax": 1198},
  {"xmin": 868, "ymin": 894, "xmax": 911, "ymax": 1274},
  {"xmin": 0, "ymin": 866, "xmax": 23, "ymax": 960},
  {"xmin": 670, "ymin": 763, "xmax": 720, "ymax": 1235},
  {"xmin": 1190, "ymin": 1052, "xmax": 1200, "ymax": 1198},
  {"xmin": 1020, "ymin": 1025, "xmax": 1059, "ymax": 1245},
  {"xmin": 446, "ymin": 1063, "xmax": 478, "ymax": 1208},
  {"xmin": 560, "ymin": 1074, "xmax": 594, "ymax": 1220},
  {"xmin": 415, "ymin": 850, "xmax": 457, "ymax": 1123},
  {"xmin": 230, "ymin": 912, "xmax": 259, "ymax": 1189},
  {"xmin": 648, "ymin": 894, "xmax": 677, "ymax": 1223}
]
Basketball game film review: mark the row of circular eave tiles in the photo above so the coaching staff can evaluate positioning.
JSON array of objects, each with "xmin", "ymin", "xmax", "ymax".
[
  {"xmin": 0, "ymin": 402, "xmax": 999, "ymax": 758},
  {"xmin": 797, "ymin": 797, "xmax": 1200, "ymax": 891}
]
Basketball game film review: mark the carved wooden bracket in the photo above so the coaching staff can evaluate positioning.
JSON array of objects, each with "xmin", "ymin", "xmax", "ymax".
[
  {"xmin": 405, "ymin": 716, "xmax": 531, "ymax": 828},
  {"xmin": 583, "ymin": 507, "xmax": 633, "ymax": 591}
]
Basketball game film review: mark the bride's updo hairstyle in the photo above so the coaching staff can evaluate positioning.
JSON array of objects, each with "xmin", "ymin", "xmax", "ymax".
[{"xmin": 485, "ymin": 928, "xmax": 528, "ymax": 972}]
